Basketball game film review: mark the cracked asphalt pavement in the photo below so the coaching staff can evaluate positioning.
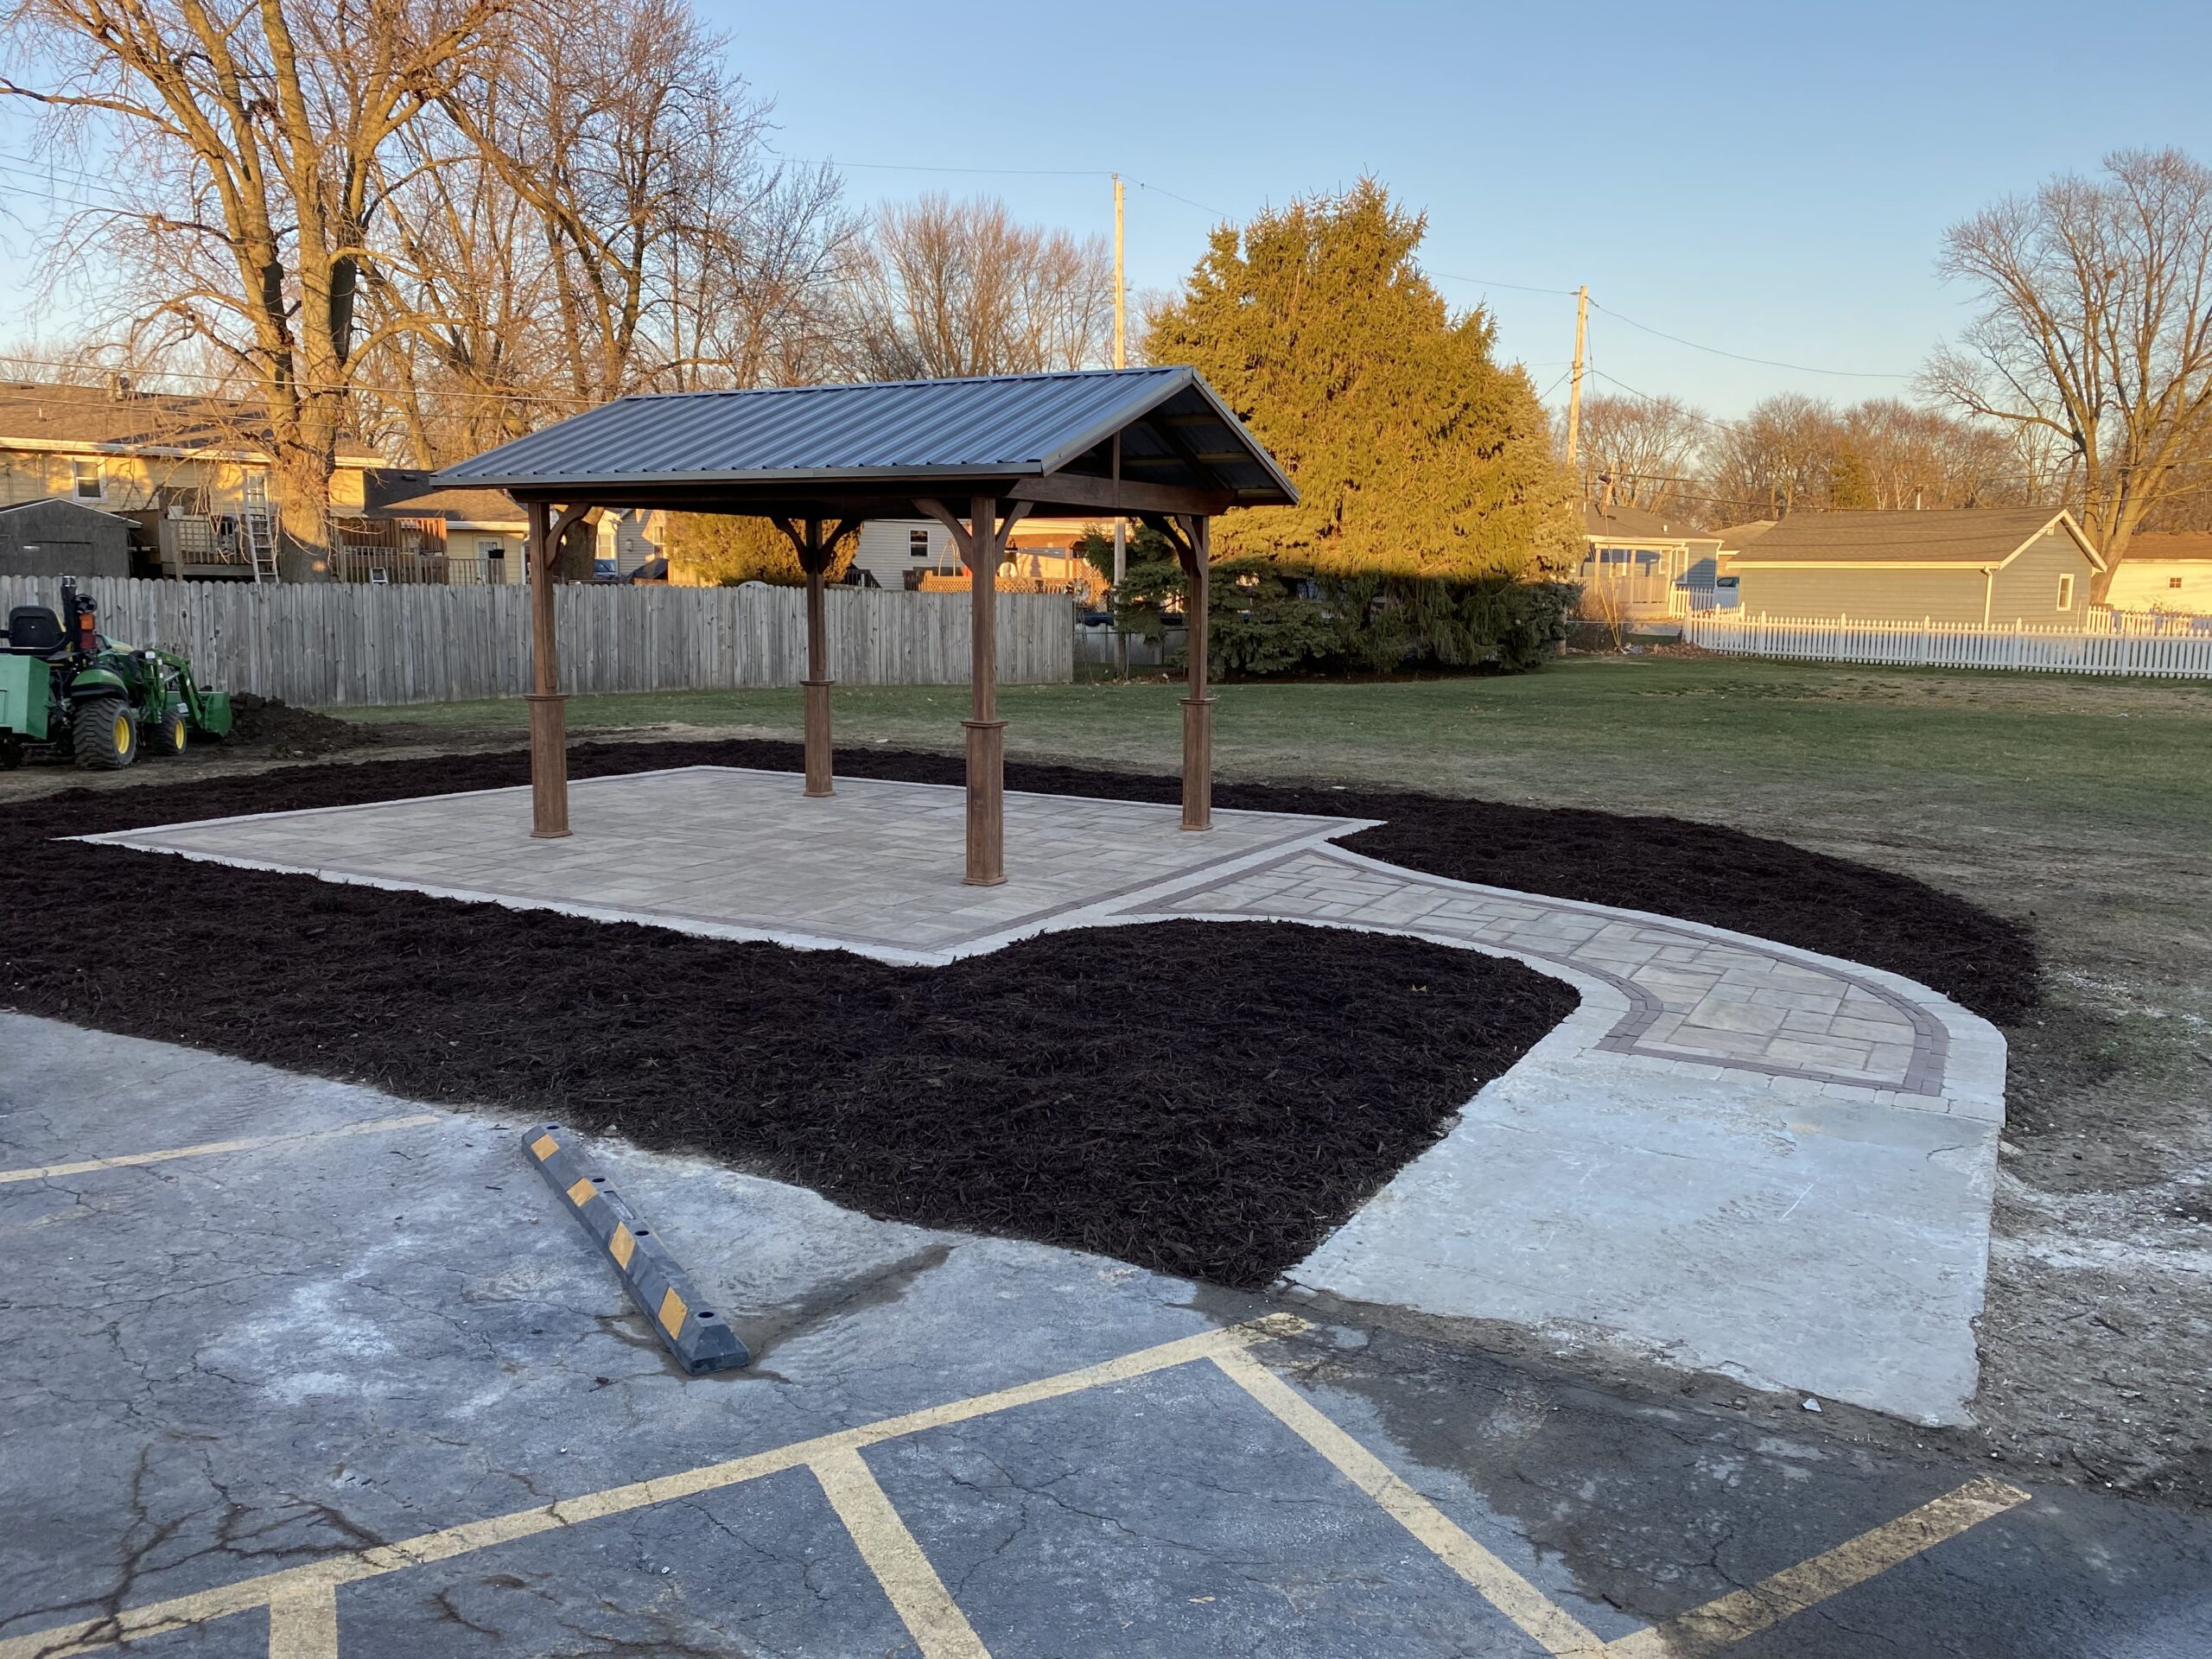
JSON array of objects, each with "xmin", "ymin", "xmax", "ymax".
[{"xmin": 2, "ymin": 1009, "xmax": 2207, "ymax": 1657}]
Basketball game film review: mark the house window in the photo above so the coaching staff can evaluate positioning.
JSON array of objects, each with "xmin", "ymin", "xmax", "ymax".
[
  {"xmin": 909, "ymin": 529, "xmax": 931, "ymax": 558},
  {"xmin": 72, "ymin": 460, "xmax": 104, "ymax": 501},
  {"xmin": 2056, "ymin": 574, "xmax": 2075, "ymax": 610},
  {"xmin": 2172, "ymin": 576, "xmax": 2185, "ymax": 589}
]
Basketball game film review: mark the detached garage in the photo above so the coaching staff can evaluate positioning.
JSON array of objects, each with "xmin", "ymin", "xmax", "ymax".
[
  {"xmin": 1726, "ymin": 508, "xmax": 2103, "ymax": 626},
  {"xmin": 0, "ymin": 498, "xmax": 133, "ymax": 579}
]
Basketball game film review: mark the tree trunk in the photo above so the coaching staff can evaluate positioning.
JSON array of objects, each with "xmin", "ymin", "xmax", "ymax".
[{"xmin": 273, "ymin": 450, "xmax": 336, "ymax": 582}]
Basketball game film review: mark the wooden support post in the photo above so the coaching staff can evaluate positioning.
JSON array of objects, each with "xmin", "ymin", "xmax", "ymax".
[
  {"xmin": 964, "ymin": 493, "xmax": 1005, "ymax": 886},
  {"xmin": 1179, "ymin": 515, "xmax": 1213, "ymax": 831},
  {"xmin": 801, "ymin": 518, "xmax": 833, "ymax": 797},
  {"xmin": 525, "ymin": 499, "xmax": 570, "ymax": 840}
]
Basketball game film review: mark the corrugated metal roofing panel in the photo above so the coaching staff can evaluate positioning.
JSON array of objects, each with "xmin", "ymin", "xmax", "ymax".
[{"xmin": 433, "ymin": 367, "xmax": 1294, "ymax": 505}]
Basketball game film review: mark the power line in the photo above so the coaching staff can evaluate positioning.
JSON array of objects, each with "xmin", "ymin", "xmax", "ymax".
[{"xmin": 1589, "ymin": 298, "xmax": 1910, "ymax": 380}]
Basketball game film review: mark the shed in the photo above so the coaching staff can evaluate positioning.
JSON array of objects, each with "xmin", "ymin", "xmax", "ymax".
[
  {"xmin": 435, "ymin": 366, "xmax": 1296, "ymax": 884},
  {"xmin": 1726, "ymin": 508, "xmax": 2103, "ymax": 626},
  {"xmin": 0, "ymin": 497, "xmax": 133, "ymax": 578}
]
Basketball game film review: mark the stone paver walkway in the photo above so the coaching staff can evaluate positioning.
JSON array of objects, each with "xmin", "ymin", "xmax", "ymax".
[
  {"xmin": 80, "ymin": 765, "xmax": 2008, "ymax": 1422},
  {"xmin": 1136, "ymin": 845, "xmax": 1961, "ymax": 1106}
]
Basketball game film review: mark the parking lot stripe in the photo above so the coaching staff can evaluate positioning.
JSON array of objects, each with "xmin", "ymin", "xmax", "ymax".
[
  {"xmin": 813, "ymin": 1449, "xmax": 993, "ymax": 1659},
  {"xmin": 1599, "ymin": 1475, "xmax": 2031, "ymax": 1658},
  {"xmin": 0, "ymin": 1115, "xmax": 440, "ymax": 1185},
  {"xmin": 1211, "ymin": 1347, "xmax": 1611, "ymax": 1657},
  {"xmin": 264, "ymin": 1586, "xmax": 339, "ymax": 1659},
  {"xmin": 0, "ymin": 1316, "xmax": 1306, "ymax": 1659}
]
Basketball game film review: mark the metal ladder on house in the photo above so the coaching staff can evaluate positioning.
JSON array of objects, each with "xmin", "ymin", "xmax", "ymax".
[{"xmin": 241, "ymin": 475, "xmax": 280, "ymax": 582}]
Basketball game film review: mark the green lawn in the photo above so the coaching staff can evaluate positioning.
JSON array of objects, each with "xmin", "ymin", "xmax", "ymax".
[{"xmin": 339, "ymin": 655, "xmax": 2212, "ymax": 845}]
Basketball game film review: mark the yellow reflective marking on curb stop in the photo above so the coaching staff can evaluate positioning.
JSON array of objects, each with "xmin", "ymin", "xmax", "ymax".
[
  {"xmin": 658, "ymin": 1286, "xmax": 688, "ymax": 1336},
  {"xmin": 529, "ymin": 1133, "xmax": 559, "ymax": 1160},
  {"xmin": 609, "ymin": 1224, "xmax": 635, "ymax": 1269},
  {"xmin": 565, "ymin": 1177, "xmax": 595, "ymax": 1207}
]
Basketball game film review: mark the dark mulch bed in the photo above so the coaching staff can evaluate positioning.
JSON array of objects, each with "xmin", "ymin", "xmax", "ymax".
[{"xmin": 0, "ymin": 734, "xmax": 2035, "ymax": 1283}]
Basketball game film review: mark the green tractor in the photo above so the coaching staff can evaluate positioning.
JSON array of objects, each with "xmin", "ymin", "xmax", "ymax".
[{"xmin": 0, "ymin": 577, "xmax": 233, "ymax": 770}]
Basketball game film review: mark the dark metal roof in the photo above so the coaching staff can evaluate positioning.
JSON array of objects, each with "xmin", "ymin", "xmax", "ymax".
[{"xmin": 432, "ymin": 367, "xmax": 1296, "ymax": 514}]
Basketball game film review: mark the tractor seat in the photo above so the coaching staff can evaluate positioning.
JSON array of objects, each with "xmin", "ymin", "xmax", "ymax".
[{"xmin": 3, "ymin": 606, "xmax": 66, "ymax": 656}]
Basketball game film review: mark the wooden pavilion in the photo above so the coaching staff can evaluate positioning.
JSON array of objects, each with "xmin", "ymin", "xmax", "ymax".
[{"xmin": 434, "ymin": 367, "xmax": 1298, "ymax": 886}]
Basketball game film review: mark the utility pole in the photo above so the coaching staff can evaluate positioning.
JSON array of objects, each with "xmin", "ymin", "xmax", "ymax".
[
  {"xmin": 1564, "ymin": 284, "xmax": 1589, "ymax": 479},
  {"xmin": 1112, "ymin": 173, "xmax": 1128, "ymax": 680}
]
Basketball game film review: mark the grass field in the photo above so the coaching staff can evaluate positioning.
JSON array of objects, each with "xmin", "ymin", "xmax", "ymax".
[
  {"xmin": 346, "ymin": 653, "xmax": 2212, "ymax": 1500},
  {"xmin": 346, "ymin": 655, "xmax": 2212, "ymax": 842}
]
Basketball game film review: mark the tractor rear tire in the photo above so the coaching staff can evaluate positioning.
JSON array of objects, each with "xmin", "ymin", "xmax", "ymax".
[{"xmin": 72, "ymin": 697, "xmax": 138, "ymax": 770}]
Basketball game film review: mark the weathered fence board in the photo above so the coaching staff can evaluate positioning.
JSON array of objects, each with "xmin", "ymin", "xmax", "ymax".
[
  {"xmin": 1683, "ymin": 610, "xmax": 2212, "ymax": 679},
  {"xmin": 0, "ymin": 577, "xmax": 1074, "ymax": 706}
]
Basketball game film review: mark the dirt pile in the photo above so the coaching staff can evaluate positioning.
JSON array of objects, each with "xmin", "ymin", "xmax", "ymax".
[{"xmin": 225, "ymin": 695, "xmax": 383, "ymax": 757}]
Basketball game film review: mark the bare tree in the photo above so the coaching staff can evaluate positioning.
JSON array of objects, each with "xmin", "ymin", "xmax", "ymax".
[
  {"xmin": 3, "ymin": 0, "xmax": 502, "ymax": 572},
  {"xmin": 847, "ymin": 194, "xmax": 1115, "ymax": 379},
  {"xmin": 1569, "ymin": 393, "xmax": 1707, "ymax": 514},
  {"xmin": 1700, "ymin": 393, "xmax": 1842, "ymax": 522},
  {"xmin": 1921, "ymin": 148, "xmax": 2212, "ymax": 583}
]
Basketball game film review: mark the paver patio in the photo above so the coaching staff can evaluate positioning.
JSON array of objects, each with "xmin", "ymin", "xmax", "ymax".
[{"xmin": 82, "ymin": 764, "xmax": 2009, "ymax": 1422}]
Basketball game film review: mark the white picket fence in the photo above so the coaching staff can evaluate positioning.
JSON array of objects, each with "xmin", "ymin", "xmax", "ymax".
[
  {"xmin": 1681, "ymin": 610, "xmax": 2212, "ymax": 679},
  {"xmin": 0, "ymin": 576, "xmax": 1074, "ymax": 706}
]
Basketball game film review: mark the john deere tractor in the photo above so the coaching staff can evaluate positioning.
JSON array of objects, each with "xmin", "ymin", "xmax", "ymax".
[{"xmin": 0, "ymin": 578, "xmax": 232, "ymax": 770}]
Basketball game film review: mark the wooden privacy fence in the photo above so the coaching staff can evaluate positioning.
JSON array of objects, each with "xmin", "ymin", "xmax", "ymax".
[
  {"xmin": 0, "ymin": 576, "xmax": 1074, "ymax": 705},
  {"xmin": 1683, "ymin": 610, "xmax": 2212, "ymax": 679}
]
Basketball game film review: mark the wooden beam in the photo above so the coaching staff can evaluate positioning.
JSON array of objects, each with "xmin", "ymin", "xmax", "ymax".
[
  {"xmin": 524, "ymin": 500, "xmax": 571, "ymax": 840},
  {"xmin": 963, "ymin": 494, "xmax": 1006, "ymax": 887},
  {"xmin": 1005, "ymin": 473, "xmax": 1234, "ymax": 517},
  {"xmin": 798, "ymin": 517, "xmax": 834, "ymax": 798},
  {"xmin": 1179, "ymin": 515, "xmax": 1213, "ymax": 831}
]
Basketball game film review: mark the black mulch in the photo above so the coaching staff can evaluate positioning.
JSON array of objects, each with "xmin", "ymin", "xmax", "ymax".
[{"xmin": 0, "ymin": 734, "xmax": 2036, "ymax": 1284}]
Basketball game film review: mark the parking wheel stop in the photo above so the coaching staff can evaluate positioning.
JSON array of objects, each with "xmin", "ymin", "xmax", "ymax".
[{"xmin": 524, "ymin": 1123, "xmax": 750, "ymax": 1374}]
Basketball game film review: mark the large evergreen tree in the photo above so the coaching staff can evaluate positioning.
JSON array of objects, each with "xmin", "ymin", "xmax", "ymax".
[{"xmin": 1144, "ymin": 180, "xmax": 1578, "ymax": 578}]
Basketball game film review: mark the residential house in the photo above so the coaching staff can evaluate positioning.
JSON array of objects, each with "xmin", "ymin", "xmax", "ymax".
[
  {"xmin": 0, "ymin": 378, "xmax": 380, "ymax": 578},
  {"xmin": 1578, "ymin": 503, "xmax": 1727, "ymax": 620},
  {"xmin": 1724, "ymin": 508, "xmax": 2103, "ymax": 626},
  {"xmin": 346, "ymin": 470, "xmax": 529, "ymax": 584},
  {"xmin": 2104, "ymin": 531, "xmax": 2212, "ymax": 613},
  {"xmin": 849, "ymin": 517, "xmax": 1103, "ymax": 601}
]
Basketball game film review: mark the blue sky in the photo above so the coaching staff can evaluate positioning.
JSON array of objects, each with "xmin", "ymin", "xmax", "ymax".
[
  {"xmin": 5, "ymin": 0, "xmax": 2208, "ymax": 417},
  {"xmin": 718, "ymin": 0, "xmax": 2212, "ymax": 415}
]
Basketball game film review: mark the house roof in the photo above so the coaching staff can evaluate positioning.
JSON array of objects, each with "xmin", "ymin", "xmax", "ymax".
[
  {"xmin": 0, "ymin": 379, "xmax": 382, "ymax": 466},
  {"xmin": 361, "ymin": 469, "xmax": 524, "ymax": 524},
  {"xmin": 1582, "ymin": 503, "xmax": 1713, "ymax": 542},
  {"xmin": 433, "ymin": 367, "xmax": 1298, "ymax": 517},
  {"xmin": 2118, "ymin": 531, "xmax": 2212, "ymax": 563},
  {"xmin": 1713, "ymin": 519, "xmax": 1777, "ymax": 547},
  {"xmin": 1724, "ymin": 508, "xmax": 2103, "ymax": 571}
]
